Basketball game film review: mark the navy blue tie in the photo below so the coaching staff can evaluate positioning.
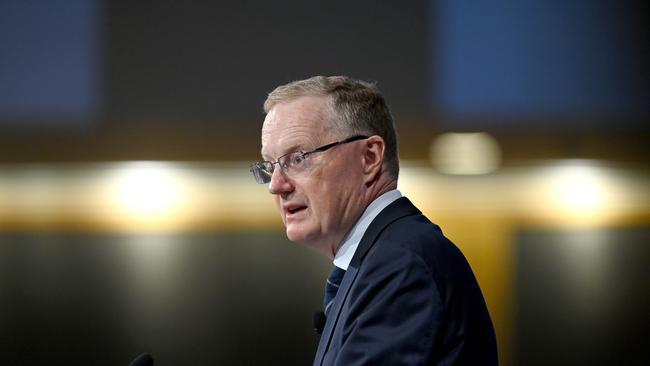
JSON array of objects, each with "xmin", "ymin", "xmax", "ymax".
[{"xmin": 323, "ymin": 266, "xmax": 346, "ymax": 318}]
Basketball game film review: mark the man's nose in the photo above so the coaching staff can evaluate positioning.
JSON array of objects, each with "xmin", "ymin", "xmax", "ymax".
[{"xmin": 268, "ymin": 167, "xmax": 293, "ymax": 195}]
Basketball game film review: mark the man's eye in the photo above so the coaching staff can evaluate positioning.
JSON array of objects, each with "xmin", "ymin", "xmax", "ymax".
[{"xmin": 292, "ymin": 154, "xmax": 306, "ymax": 165}]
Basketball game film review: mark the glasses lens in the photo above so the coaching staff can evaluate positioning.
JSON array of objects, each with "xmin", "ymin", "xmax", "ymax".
[
  {"xmin": 279, "ymin": 151, "xmax": 307, "ymax": 174},
  {"xmin": 250, "ymin": 162, "xmax": 273, "ymax": 184}
]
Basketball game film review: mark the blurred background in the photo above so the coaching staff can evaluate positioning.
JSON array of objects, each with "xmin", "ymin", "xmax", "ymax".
[{"xmin": 0, "ymin": 0, "xmax": 648, "ymax": 365}]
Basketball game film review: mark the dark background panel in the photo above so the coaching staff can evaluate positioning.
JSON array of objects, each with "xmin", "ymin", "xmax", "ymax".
[
  {"xmin": 0, "ymin": 1, "xmax": 648, "ymax": 162},
  {"xmin": 1, "ymin": 0, "xmax": 648, "ymax": 133},
  {"xmin": 516, "ymin": 227, "xmax": 650, "ymax": 366},
  {"xmin": 105, "ymin": 0, "xmax": 431, "ymax": 123},
  {"xmin": 0, "ymin": 0, "xmax": 103, "ymax": 124},
  {"xmin": 0, "ymin": 231, "xmax": 330, "ymax": 365}
]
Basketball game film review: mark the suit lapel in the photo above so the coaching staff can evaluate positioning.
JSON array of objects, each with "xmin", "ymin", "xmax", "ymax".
[
  {"xmin": 313, "ymin": 197, "xmax": 421, "ymax": 365},
  {"xmin": 349, "ymin": 197, "xmax": 421, "ymax": 268}
]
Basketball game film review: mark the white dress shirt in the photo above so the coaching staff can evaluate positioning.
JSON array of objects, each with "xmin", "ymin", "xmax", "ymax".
[{"xmin": 333, "ymin": 189, "xmax": 402, "ymax": 270}]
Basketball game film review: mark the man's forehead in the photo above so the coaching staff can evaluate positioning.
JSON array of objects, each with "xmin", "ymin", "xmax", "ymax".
[
  {"xmin": 263, "ymin": 95, "xmax": 330, "ymax": 129},
  {"xmin": 261, "ymin": 96, "xmax": 333, "ymax": 156}
]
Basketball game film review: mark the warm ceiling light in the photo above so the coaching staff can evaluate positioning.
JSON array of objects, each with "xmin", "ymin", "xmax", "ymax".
[
  {"xmin": 548, "ymin": 162, "xmax": 606, "ymax": 217},
  {"xmin": 430, "ymin": 132, "xmax": 501, "ymax": 175},
  {"xmin": 109, "ymin": 162, "xmax": 186, "ymax": 221}
]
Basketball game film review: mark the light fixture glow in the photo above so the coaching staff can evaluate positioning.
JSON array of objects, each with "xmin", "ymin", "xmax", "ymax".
[
  {"xmin": 430, "ymin": 132, "xmax": 501, "ymax": 175},
  {"xmin": 549, "ymin": 163, "xmax": 606, "ymax": 217},
  {"xmin": 110, "ymin": 162, "xmax": 185, "ymax": 221}
]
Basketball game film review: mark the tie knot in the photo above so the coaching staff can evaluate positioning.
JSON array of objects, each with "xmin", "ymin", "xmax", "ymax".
[{"xmin": 327, "ymin": 266, "xmax": 346, "ymax": 286}]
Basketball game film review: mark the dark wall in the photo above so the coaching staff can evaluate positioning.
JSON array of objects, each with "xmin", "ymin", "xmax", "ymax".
[
  {"xmin": 105, "ymin": 0, "xmax": 431, "ymax": 124},
  {"xmin": 516, "ymin": 227, "xmax": 650, "ymax": 366},
  {"xmin": 4, "ymin": 1, "xmax": 647, "ymax": 131},
  {"xmin": 0, "ymin": 231, "xmax": 330, "ymax": 365},
  {"xmin": 1, "ymin": 1, "xmax": 648, "ymax": 162}
]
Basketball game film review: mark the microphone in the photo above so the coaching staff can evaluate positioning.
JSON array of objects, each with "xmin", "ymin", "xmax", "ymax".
[
  {"xmin": 129, "ymin": 353, "xmax": 154, "ymax": 366},
  {"xmin": 314, "ymin": 311, "xmax": 326, "ymax": 335}
]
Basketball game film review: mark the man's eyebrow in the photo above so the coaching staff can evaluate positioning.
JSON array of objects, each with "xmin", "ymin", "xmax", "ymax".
[{"xmin": 261, "ymin": 143, "xmax": 305, "ymax": 161}]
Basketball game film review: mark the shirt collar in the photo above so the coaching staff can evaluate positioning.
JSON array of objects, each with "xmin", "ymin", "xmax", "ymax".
[{"xmin": 333, "ymin": 189, "xmax": 402, "ymax": 270}]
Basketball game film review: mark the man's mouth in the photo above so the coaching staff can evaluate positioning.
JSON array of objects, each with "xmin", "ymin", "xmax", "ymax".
[{"xmin": 287, "ymin": 206, "xmax": 307, "ymax": 215}]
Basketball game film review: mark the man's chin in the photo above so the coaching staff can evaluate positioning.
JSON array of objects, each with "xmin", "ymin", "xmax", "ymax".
[
  {"xmin": 286, "ymin": 226, "xmax": 336, "ymax": 258},
  {"xmin": 286, "ymin": 227, "xmax": 306, "ymax": 243},
  {"xmin": 286, "ymin": 225, "xmax": 315, "ymax": 245}
]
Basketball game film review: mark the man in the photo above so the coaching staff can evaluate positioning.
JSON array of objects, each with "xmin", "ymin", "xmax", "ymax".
[{"xmin": 250, "ymin": 76, "xmax": 498, "ymax": 365}]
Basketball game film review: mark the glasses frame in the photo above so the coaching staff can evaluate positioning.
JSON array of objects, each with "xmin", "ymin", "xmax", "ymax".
[{"xmin": 250, "ymin": 134, "xmax": 369, "ymax": 184}]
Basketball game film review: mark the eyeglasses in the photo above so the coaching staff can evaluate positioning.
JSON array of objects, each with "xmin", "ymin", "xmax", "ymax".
[{"xmin": 250, "ymin": 135, "xmax": 368, "ymax": 184}]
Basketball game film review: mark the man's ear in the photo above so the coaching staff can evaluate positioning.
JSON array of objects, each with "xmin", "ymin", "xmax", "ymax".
[{"xmin": 362, "ymin": 135, "xmax": 385, "ymax": 184}]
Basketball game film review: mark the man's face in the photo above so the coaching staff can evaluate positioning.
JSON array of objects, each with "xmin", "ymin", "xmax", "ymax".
[{"xmin": 261, "ymin": 96, "xmax": 366, "ymax": 257}]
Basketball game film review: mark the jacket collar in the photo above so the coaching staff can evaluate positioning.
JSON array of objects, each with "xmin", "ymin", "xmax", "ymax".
[
  {"xmin": 313, "ymin": 197, "xmax": 421, "ymax": 365},
  {"xmin": 349, "ymin": 196, "xmax": 421, "ymax": 268}
]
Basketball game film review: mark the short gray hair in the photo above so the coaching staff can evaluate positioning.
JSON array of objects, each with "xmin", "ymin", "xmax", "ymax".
[{"xmin": 263, "ymin": 76, "xmax": 399, "ymax": 179}]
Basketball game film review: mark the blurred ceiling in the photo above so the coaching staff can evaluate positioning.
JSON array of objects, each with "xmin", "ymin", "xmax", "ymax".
[{"xmin": 0, "ymin": 0, "xmax": 648, "ymax": 163}]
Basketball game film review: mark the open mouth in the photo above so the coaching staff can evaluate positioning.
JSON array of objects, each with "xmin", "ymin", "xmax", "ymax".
[{"xmin": 288, "ymin": 206, "xmax": 307, "ymax": 215}]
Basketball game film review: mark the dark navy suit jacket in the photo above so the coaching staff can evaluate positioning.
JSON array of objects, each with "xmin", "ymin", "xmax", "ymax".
[{"xmin": 313, "ymin": 197, "xmax": 498, "ymax": 365}]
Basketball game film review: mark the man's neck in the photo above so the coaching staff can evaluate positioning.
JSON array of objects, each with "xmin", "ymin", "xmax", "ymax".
[
  {"xmin": 328, "ymin": 175, "xmax": 398, "ymax": 258},
  {"xmin": 316, "ymin": 174, "xmax": 398, "ymax": 260},
  {"xmin": 365, "ymin": 172, "xmax": 398, "ymax": 206},
  {"xmin": 332, "ymin": 189, "xmax": 402, "ymax": 269}
]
